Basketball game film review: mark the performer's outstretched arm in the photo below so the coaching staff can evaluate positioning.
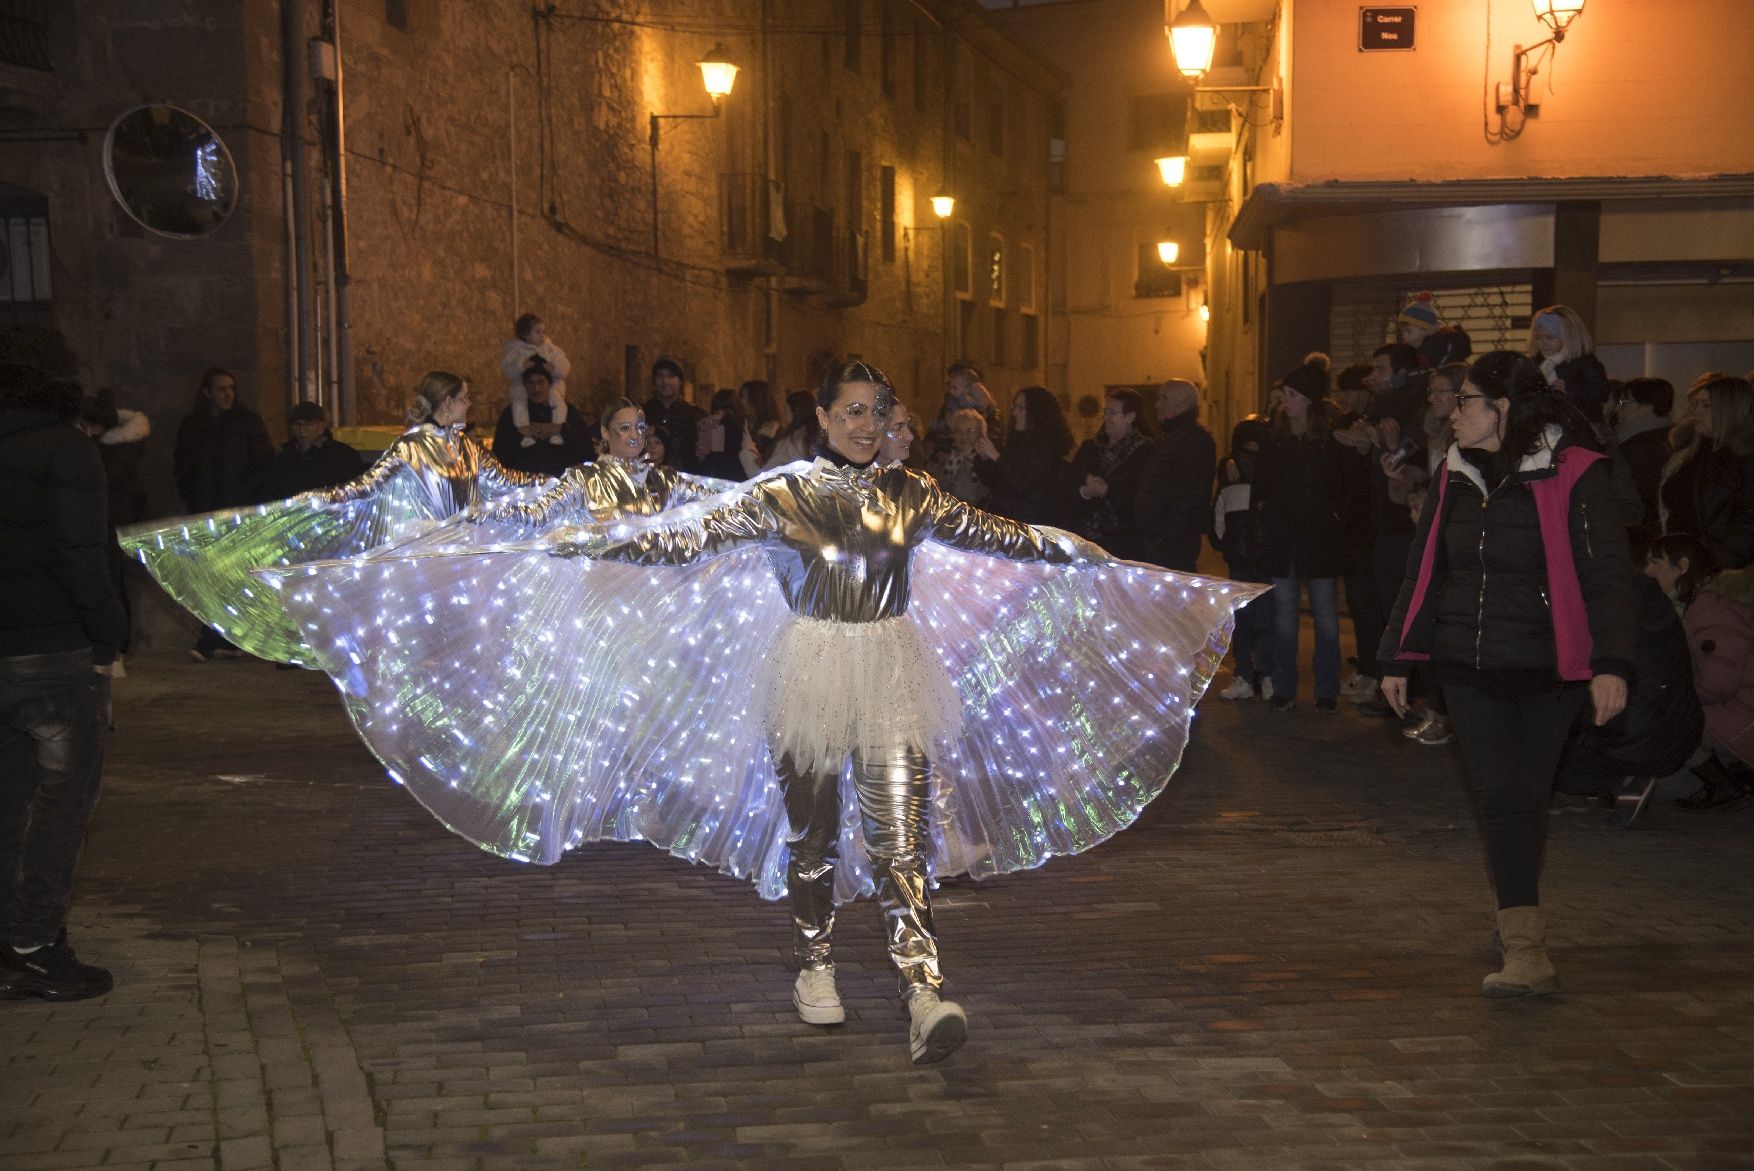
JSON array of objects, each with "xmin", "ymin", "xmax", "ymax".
[
  {"xmin": 917, "ymin": 472, "xmax": 1105, "ymax": 564},
  {"xmin": 302, "ymin": 445, "xmax": 414, "ymax": 505},
  {"xmin": 473, "ymin": 441, "xmax": 547, "ymax": 498},
  {"xmin": 550, "ymin": 487, "xmax": 779, "ymax": 565},
  {"xmin": 469, "ymin": 466, "xmax": 591, "ymax": 527}
]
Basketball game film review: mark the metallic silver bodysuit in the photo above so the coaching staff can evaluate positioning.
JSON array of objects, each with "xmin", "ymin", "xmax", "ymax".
[{"xmin": 559, "ymin": 457, "xmax": 1092, "ymax": 994}]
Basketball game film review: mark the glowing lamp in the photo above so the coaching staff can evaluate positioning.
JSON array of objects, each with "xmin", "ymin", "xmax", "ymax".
[
  {"xmin": 930, "ymin": 191, "xmax": 955, "ymax": 219},
  {"xmin": 1167, "ymin": 0, "xmax": 1217, "ymax": 80},
  {"xmin": 1156, "ymin": 240, "xmax": 1180, "ymax": 265},
  {"xmin": 1199, "ymin": 299, "xmax": 1211, "ymax": 323},
  {"xmin": 1531, "ymin": 0, "xmax": 1586, "ymax": 34},
  {"xmin": 1153, "ymin": 155, "xmax": 1187, "ymax": 187},
  {"xmin": 697, "ymin": 44, "xmax": 739, "ymax": 101}
]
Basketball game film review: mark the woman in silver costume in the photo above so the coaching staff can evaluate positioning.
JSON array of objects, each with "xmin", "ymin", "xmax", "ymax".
[
  {"xmin": 121, "ymin": 371, "xmax": 547, "ymax": 667},
  {"xmin": 464, "ymin": 398, "xmax": 735, "ymax": 533},
  {"xmin": 266, "ymin": 363, "xmax": 1256, "ymax": 1066},
  {"xmin": 548, "ymin": 362, "xmax": 1109, "ymax": 1062}
]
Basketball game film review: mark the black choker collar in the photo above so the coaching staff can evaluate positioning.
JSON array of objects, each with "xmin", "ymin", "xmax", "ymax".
[{"xmin": 813, "ymin": 442, "xmax": 877, "ymax": 471}]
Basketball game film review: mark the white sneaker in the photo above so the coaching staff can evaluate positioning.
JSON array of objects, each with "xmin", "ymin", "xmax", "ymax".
[
  {"xmin": 1259, "ymin": 678, "xmax": 1275, "ymax": 702},
  {"xmin": 1217, "ymin": 678, "xmax": 1255, "ymax": 700},
  {"xmin": 109, "ymin": 656, "xmax": 127, "ymax": 680},
  {"xmin": 906, "ymin": 990, "xmax": 967, "ymax": 1064},
  {"xmin": 792, "ymin": 967, "xmax": 845, "ymax": 1025}
]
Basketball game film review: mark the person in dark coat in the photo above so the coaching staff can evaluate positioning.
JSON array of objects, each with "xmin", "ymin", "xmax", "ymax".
[
  {"xmin": 643, "ymin": 357, "xmax": 707, "ymax": 473},
  {"xmin": 1066, "ymin": 388, "xmax": 1154, "ymax": 560},
  {"xmin": 1528, "ymin": 305, "xmax": 1610, "ymax": 425},
  {"xmin": 1556, "ymin": 565, "xmax": 1701, "ymax": 809},
  {"xmin": 0, "ymin": 363, "xmax": 129, "ymax": 1002},
  {"xmin": 172, "ymin": 366, "xmax": 273, "ymax": 661},
  {"xmin": 75, "ymin": 389, "xmax": 151, "ymax": 670},
  {"xmin": 1134, "ymin": 379, "xmax": 1217, "ymax": 571},
  {"xmin": 1380, "ymin": 351, "xmax": 1634, "ymax": 1001},
  {"xmin": 173, "ymin": 366, "xmax": 273, "ymax": 513},
  {"xmin": 1691, "ymin": 376, "xmax": 1754, "ymax": 571},
  {"xmin": 266, "ymin": 401, "xmax": 366, "ymax": 498},
  {"xmin": 972, "ymin": 384, "xmax": 1074, "ymax": 527},
  {"xmin": 1254, "ymin": 355, "xmax": 1364, "ymax": 711},
  {"xmin": 491, "ymin": 366, "xmax": 592, "ymax": 478},
  {"xmin": 1611, "ymin": 378, "xmax": 1674, "ymax": 531}
]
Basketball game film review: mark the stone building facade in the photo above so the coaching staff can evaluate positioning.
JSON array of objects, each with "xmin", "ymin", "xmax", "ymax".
[{"xmin": 0, "ymin": 0, "xmax": 1057, "ymax": 508}]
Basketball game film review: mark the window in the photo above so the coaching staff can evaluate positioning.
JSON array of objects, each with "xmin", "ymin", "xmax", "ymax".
[
  {"xmin": 879, "ymin": 166, "xmax": 896, "ymax": 263},
  {"xmin": 1, "ymin": 198, "xmax": 51, "ymax": 304},
  {"xmin": 992, "ymin": 307, "xmax": 1009, "ymax": 367},
  {"xmin": 1021, "ymin": 314, "xmax": 1040, "ymax": 367},
  {"xmin": 986, "ymin": 100, "xmax": 1004, "ymax": 157},
  {"xmin": 385, "ymin": 0, "xmax": 410, "ymax": 30},
  {"xmin": 959, "ymin": 299, "xmax": 977, "ymax": 356},
  {"xmin": 1128, "ymin": 93, "xmax": 1190, "ymax": 154},
  {"xmin": 1018, "ymin": 242, "xmax": 1037, "ymax": 312},
  {"xmin": 844, "ymin": 150, "xmax": 863, "ymax": 231},
  {"xmin": 879, "ymin": 1, "xmax": 894, "ymax": 96},
  {"xmin": 844, "ymin": 0, "xmax": 862, "ymax": 72},
  {"xmin": 0, "ymin": 0, "xmax": 52, "ymax": 70},
  {"xmin": 987, "ymin": 232, "xmax": 1005, "ymax": 306},
  {"xmin": 952, "ymin": 100, "xmax": 972, "ymax": 141},
  {"xmin": 1135, "ymin": 243, "xmax": 1182, "ymax": 299},
  {"xmin": 951, "ymin": 221, "xmax": 972, "ymax": 298},
  {"xmin": 912, "ymin": 17, "xmax": 931, "ymax": 112}
]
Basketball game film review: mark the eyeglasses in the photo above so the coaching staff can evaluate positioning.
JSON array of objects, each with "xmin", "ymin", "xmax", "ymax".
[{"xmin": 1454, "ymin": 393, "xmax": 1491, "ymax": 408}]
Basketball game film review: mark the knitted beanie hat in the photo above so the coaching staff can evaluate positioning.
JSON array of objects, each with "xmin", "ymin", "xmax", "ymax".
[
  {"xmin": 1397, "ymin": 292, "xmax": 1441, "ymax": 330},
  {"xmin": 1281, "ymin": 353, "xmax": 1331, "ymax": 400}
]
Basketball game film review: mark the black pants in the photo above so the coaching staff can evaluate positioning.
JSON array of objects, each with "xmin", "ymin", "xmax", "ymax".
[
  {"xmin": 1144, "ymin": 532, "xmax": 1204, "ymax": 573},
  {"xmin": 0, "ymin": 649, "xmax": 110, "ymax": 948},
  {"xmin": 1344, "ymin": 545, "xmax": 1384, "ymax": 678},
  {"xmin": 1443, "ymin": 676, "xmax": 1586, "ymax": 910}
]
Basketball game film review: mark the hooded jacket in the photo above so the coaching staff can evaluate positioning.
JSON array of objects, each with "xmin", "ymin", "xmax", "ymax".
[
  {"xmin": 0, "ymin": 409, "xmax": 130, "ymax": 663},
  {"xmin": 1379, "ymin": 430, "xmax": 1634, "ymax": 681}
]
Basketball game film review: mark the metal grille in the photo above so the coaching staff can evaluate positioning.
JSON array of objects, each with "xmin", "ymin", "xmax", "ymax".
[
  {"xmin": 0, "ymin": 0, "xmax": 51, "ymax": 70},
  {"xmin": 1329, "ymin": 282, "xmax": 1533, "ymax": 368}
]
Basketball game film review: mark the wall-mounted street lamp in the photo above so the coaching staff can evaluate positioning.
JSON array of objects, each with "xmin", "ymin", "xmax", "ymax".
[
  {"xmin": 1496, "ymin": 0, "xmax": 1588, "ymax": 115},
  {"xmin": 1166, "ymin": 0, "xmax": 1217, "ymax": 80},
  {"xmin": 1164, "ymin": 1, "xmax": 1282, "ymax": 118},
  {"xmin": 1156, "ymin": 240, "xmax": 1181, "ymax": 266},
  {"xmin": 648, "ymin": 43, "xmax": 739, "ymax": 255},
  {"xmin": 930, "ymin": 190, "xmax": 956, "ymax": 219},
  {"xmin": 1153, "ymin": 155, "xmax": 1187, "ymax": 187},
  {"xmin": 1199, "ymin": 295, "xmax": 1211, "ymax": 323}
]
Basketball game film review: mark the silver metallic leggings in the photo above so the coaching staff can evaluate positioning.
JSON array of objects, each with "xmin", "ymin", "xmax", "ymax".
[{"xmin": 774, "ymin": 743, "xmax": 940, "ymax": 995}]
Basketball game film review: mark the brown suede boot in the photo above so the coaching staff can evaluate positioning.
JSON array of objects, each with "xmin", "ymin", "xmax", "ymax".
[{"xmin": 1482, "ymin": 905, "xmax": 1560, "ymax": 998}]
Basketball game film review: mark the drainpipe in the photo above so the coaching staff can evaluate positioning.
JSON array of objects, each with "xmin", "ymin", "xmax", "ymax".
[{"xmin": 282, "ymin": 0, "xmax": 317, "ymax": 407}]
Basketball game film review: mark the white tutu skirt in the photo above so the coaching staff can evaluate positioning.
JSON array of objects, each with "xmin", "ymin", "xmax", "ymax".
[{"xmin": 759, "ymin": 615, "xmax": 963, "ymax": 774}]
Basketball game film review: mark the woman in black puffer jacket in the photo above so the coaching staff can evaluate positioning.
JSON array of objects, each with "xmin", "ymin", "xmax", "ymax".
[{"xmin": 1380, "ymin": 351, "xmax": 1634, "ymax": 1002}]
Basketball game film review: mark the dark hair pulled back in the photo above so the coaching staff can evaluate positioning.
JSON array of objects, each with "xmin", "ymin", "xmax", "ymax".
[
  {"xmin": 1466, "ymin": 349, "xmax": 1601, "ymax": 461},
  {"xmin": 817, "ymin": 359, "xmax": 894, "ymax": 410}
]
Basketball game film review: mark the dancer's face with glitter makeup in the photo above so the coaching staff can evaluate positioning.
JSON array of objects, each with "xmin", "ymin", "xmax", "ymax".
[
  {"xmin": 602, "ymin": 406, "xmax": 648, "ymax": 460},
  {"xmin": 817, "ymin": 379, "xmax": 889, "ymax": 463}
]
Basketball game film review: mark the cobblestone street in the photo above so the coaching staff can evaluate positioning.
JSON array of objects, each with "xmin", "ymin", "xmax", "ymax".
[{"xmin": 3, "ymin": 650, "xmax": 1752, "ymax": 1171}]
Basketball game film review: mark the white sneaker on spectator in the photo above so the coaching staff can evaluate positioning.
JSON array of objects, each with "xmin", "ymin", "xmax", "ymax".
[
  {"xmin": 792, "ymin": 967, "xmax": 845, "ymax": 1025},
  {"xmin": 1260, "ymin": 678, "xmax": 1275, "ymax": 701},
  {"xmin": 1217, "ymin": 678, "xmax": 1255, "ymax": 700}
]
